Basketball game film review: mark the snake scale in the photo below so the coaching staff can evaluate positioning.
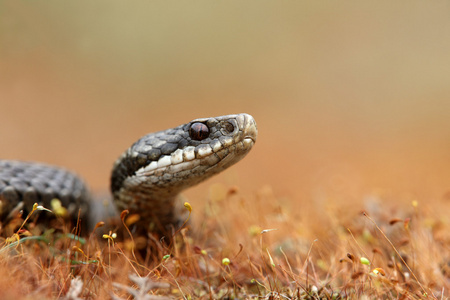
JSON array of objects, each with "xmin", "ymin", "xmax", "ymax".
[{"xmin": 0, "ymin": 114, "xmax": 257, "ymax": 234}]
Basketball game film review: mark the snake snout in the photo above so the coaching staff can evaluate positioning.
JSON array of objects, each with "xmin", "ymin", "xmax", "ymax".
[{"xmin": 238, "ymin": 113, "xmax": 258, "ymax": 144}]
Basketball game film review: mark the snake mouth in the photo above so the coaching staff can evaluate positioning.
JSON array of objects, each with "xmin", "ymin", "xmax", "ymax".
[{"xmin": 244, "ymin": 136, "xmax": 256, "ymax": 144}]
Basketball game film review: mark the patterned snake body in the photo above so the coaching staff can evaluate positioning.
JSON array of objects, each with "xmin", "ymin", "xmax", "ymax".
[{"xmin": 0, "ymin": 113, "xmax": 257, "ymax": 232}]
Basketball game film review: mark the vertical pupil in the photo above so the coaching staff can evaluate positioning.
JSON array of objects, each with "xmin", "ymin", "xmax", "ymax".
[{"xmin": 190, "ymin": 123, "xmax": 209, "ymax": 140}]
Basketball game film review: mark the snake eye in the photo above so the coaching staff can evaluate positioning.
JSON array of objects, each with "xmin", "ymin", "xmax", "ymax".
[
  {"xmin": 189, "ymin": 122, "xmax": 210, "ymax": 141},
  {"xmin": 224, "ymin": 122, "xmax": 235, "ymax": 134}
]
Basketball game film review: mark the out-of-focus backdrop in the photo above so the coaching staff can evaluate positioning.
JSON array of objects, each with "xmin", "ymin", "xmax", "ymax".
[{"xmin": 1, "ymin": 2, "xmax": 450, "ymax": 213}]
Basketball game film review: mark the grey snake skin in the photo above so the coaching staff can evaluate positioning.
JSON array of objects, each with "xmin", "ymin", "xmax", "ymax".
[{"xmin": 0, "ymin": 113, "xmax": 257, "ymax": 233}]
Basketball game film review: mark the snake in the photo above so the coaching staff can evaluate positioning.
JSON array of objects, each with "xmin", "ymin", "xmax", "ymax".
[{"xmin": 0, "ymin": 113, "xmax": 257, "ymax": 234}]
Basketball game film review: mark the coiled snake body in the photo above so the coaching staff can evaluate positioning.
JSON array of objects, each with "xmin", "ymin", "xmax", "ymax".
[{"xmin": 0, "ymin": 113, "xmax": 257, "ymax": 233}]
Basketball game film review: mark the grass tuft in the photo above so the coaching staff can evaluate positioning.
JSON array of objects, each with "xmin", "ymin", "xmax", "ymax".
[{"xmin": 0, "ymin": 188, "xmax": 448, "ymax": 299}]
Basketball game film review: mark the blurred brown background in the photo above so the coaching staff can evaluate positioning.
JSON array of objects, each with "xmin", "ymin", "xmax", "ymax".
[{"xmin": 1, "ymin": 1, "xmax": 450, "ymax": 212}]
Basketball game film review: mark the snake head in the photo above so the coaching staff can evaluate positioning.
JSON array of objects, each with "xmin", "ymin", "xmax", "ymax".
[
  {"xmin": 111, "ymin": 113, "xmax": 257, "ymax": 228},
  {"xmin": 181, "ymin": 113, "xmax": 258, "ymax": 179}
]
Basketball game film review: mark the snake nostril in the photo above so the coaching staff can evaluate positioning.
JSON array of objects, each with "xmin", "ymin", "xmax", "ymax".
[
  {"xmin": 189, "ymin": 122, "xmax": 210, "ymax": 141},
  {"xmin": 224, "ymin": 122, "xmax": 235, "ymax": 134}
]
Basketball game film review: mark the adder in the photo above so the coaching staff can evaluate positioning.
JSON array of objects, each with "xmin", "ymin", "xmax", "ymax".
[{"xmin": 0, "ymin": 113, "xmax": 257, "ymax": 234}]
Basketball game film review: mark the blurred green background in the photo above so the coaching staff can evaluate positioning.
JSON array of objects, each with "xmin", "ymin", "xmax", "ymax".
[{"xmin": 1, "ymin": 1, "xmax": 450, "ymax": 208}]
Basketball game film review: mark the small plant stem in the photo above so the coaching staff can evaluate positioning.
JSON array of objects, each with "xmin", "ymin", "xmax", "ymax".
[{"xmin": 363, "ymin": 212, "xmax": 434, "ymax": 299}]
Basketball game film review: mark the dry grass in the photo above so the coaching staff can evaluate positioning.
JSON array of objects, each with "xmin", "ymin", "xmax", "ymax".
[{"xmin": 0, "ymin": 184, "xmax": 448, "ymax": 299}]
